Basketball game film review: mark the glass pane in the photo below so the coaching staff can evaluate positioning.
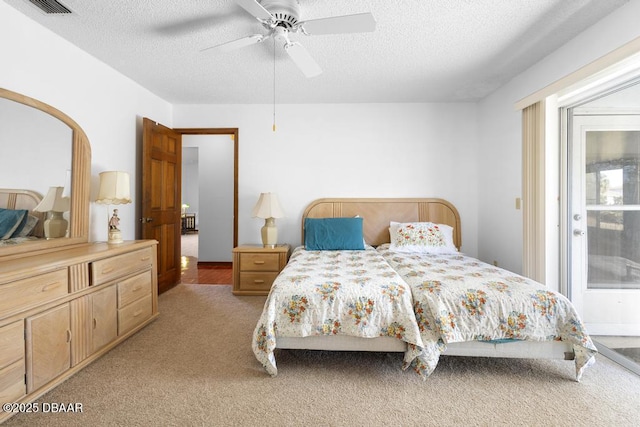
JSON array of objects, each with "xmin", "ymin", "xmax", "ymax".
[
  {"xmin": 587, "ymin": 210, "xmax": 640, "ymax": 288},
  {"xmin": 600, "ymin": 169, "xmax": 623, "ymax": 205},
  {"xmin": 585, "ymin": 130, "xmax": 640, "ymax": 206}
]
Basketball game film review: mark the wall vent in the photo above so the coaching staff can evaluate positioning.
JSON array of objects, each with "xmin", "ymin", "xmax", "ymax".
[{"xmin": 27, "ymin": 0, "xmax": 72, "ymax": 14}]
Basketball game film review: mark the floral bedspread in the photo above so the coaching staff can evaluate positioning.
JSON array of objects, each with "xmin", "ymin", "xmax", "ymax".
[
  {"xmin": 252, "ymin": 246, "xmax": 425, "ymax": 377},
  {"xmin": 377, "ymin": 244, "xmax": 597, "ymax": 381}
]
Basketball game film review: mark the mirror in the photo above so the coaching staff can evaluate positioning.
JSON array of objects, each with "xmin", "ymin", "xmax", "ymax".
[{"xmin": 0, "ymin": 87, "xmax": 91, "ymax": 258}]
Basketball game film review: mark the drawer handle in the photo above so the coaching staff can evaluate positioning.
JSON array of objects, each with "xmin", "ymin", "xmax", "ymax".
[
  {"xmin": 253, "ymin": 260, "xmax": 265, "ymax": 265},
  {"xmin": 66, "ymin": 329, "xmax": 72, "ymax": 343},
  {"xmin": 140, "ymin": 256, "xmax": 151, "ymax": 261},
  {"xmin": 132, "ymin": 285, "xmax": 142, "ymax": 292},
  {"xmin": 101, "ymin": 267, "xmax": 115, "ymax": 275},
  {"xmin": 133, "ymin": 309, "xmax": 143, "ymax": 317},
  {"xmin": 41, "ymin": 282, "xmax": 61, "ymax": 292},
  {"xmin": 253, "ymin": 279, "xmax": 265, "ymax": 284}
]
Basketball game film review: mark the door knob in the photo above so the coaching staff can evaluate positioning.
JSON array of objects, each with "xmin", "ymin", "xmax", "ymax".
[
  {"xmin": 573, "ymin": 214, "xmax": 582, "ymax": 221},
  {"xmin": 573, "ymin": 229, "xmax": 585, "ymax": 236},
  {"xmin": 140, "ymin": 217, "xmax": 153, "ymax": 223}
]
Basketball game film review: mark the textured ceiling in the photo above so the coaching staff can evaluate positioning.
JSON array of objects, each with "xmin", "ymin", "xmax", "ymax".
[{"xmin": 4, "ymin": 0, "xmax": 629, "ymax": 104}]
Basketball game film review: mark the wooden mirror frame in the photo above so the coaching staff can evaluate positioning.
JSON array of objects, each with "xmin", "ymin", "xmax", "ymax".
[{"xmin": 0, "ymin": 88, "xmax": 91, "ymax": 259}]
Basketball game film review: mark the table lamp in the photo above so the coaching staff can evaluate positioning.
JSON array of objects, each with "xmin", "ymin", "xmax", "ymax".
[
  {"xmin": 251, "ymin": 192, "xmax": 284, "ymax": 248},
  {"xmin": 95, "ymin": 171, "xmax": 131, "ymax": 244},
  {"xmin": 34, "ymin": 186, "xmax": 70, "ymax": 239}
]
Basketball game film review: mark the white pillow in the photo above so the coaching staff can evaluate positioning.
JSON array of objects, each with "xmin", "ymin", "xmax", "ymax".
[
  {"xmin": 16, "ymin": 215, "xmax": 39, "ymax": 237},
  {"xmin": 389, "ymin": 221, "xmax": 458, "ymax": 254}
]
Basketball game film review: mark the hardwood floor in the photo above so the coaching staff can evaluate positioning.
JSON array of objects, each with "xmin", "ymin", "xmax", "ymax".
[
  {"xmin": 180, "ymin": 255, "xmax": 232, "ymax": 285},
  {"xmin": 180, "ymin": 233, "xmax": 232, "ymax": 285}
]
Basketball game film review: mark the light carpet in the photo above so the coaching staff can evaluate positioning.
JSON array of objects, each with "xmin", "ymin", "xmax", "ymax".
[{"xmin": 4, "ymin": 284, "xmax": 640, "ymax": 427}]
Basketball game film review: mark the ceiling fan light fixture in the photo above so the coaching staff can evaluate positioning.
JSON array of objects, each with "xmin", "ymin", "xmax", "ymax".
[{"xmin": 260, "ymin": 0, "xmax": 300, "ymax": 28}]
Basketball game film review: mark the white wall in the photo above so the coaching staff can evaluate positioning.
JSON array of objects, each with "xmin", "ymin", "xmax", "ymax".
[
  {"xmin": 477, "ymin": 0, "xmax": 640, "ymax": 284},
  {"xmin": 0, "ymin": 2, "xmax": 172, "ymax": 242},
  {"xmin": 174, "ymin": 103, "xmax": 480, "ymax": 255},
  {"xmin": 1, "ymin": 1, "xmax": 479, "ymax": 258}
]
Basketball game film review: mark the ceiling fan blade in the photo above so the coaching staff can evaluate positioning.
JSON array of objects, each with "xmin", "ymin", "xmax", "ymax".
[
  {"xmin": 200, "ymin": 34, "xmax": 265, "ymax": 53},
  {"xmin": 284, "ymin": 42, "xmax": 322, "ymax": 78},
  {"xmin": 299, "ymin": 12, "xmax": 376, "ymax": 35},
  {"xmin": 236, "ymin": 0, "xmax": 274, "ymax": 21}
]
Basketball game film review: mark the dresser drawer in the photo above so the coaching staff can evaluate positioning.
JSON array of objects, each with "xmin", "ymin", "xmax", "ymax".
[
  {"xmin": 92, "ymin": 247, "xmax": 153, "ymax": 286},
  {"xmin": 239, "ymin": 253, "xmax": 280, "ymax": 271},
  {"xmin": 239, "ymin": 272, "xmax": 279, "ymax": 291},
  {"xmin": 0, "ymin": 360, "xmax": 26, "ymax": 407},
  {"xmin": 0, "ymin": 321, "xmax": 24, "ymax": 368},
  {"xmin": 0, "ymin": 269, "xmax": 68, "ymax": 315},
  {"xmin": 118, "ymin": 294, "xmax": 152, "ymax": 336},
  {"xmin": 117, "ymin": 271, "xmax": 152, "ymax": 308}
]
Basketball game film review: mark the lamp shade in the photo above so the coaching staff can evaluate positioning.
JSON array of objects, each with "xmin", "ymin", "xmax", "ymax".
[
  {"xmin": 34, "ymin": 186, "xmax": 70, "ymax": 213},
  {"xmin": 251, "ymin": 193, "xmax": 284, "ymax": 219},
  {"xmin": 96, "ymin": 171, "xmax": 131, "ymax": 205},
  {"xmin": 62, "ymin": 169, "xmax": 72, "ymax": 198}
]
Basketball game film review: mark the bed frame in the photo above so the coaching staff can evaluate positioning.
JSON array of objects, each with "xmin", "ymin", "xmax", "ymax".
[
  {"xmin": 277, "ymin": 197, "xmax": 574, "ymax": 361},
  {"xmin": 0, "ymin": 188, "xmax": 45, "ymax": 238}
]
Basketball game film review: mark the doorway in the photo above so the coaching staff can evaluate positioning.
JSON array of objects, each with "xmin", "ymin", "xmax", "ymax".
[
  {"xmin": 141, "ymin": 120, "xmax": 238, "ymax": 292},
  {"xmin": 567, "ymin": 81, "xmax": 640, "ymax": 371},
  {"xmin": 177, "ymin": 129, "xmax": 238, "ymax": 285}
]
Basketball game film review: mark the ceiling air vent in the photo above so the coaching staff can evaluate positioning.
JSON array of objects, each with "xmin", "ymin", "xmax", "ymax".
[{"xmin": 27, "ymin": 0, "xmax": 72, "ymax": 14}]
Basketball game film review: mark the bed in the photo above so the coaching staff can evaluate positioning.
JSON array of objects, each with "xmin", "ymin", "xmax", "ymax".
[
  {"xmin": 252, "ymin": 242, "xmax": 426, "ymax": 377},
  {"xmin": 252, "ymin": 198, "xmax": 597, "ymax": 380},
  {"xmin": 0, "ymin": 188, "xmax": 44, "ymax": 246},
  {"xmin": 377, "ymin": 242, "xmax": 597, "ymax": 380}
]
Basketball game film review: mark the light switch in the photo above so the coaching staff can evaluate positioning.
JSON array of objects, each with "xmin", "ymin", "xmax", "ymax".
[{"xmin": 515, "ymin": 198, "xmax": 521, "ymax": 210}]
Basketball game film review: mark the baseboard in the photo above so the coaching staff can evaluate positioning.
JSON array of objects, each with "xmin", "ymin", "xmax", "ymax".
[{"xmin": 197, "ymin": 261, "xmax": 232, "ymax": 268}]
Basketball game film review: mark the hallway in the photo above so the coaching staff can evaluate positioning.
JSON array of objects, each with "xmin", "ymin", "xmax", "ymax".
[{"xmin": 180, "ymin": 234, "xmax": 232, "ymax": 285}]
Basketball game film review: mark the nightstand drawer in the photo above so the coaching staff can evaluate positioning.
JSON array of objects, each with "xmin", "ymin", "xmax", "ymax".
[
  {"xmin": 239, "ymin": 272, "xmax": 279, "ymax": 291},
  {"xmin": 92, "ymin": 247, "xmax": 153, "ymax": 286},
  {"xmin": 118, "ymin": 294, "xmax": 152, "ymax": 336},
  {"xmin": 233, "ymin": 245, "xmax": 290, "ymax": 296},
  {"xmin": 239, "ymin": 253, "xmax": 280, "ymax": 271}
]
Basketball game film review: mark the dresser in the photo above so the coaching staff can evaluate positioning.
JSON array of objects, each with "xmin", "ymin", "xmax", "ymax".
[
  {"xmin": 0, "ymin": 240, "xmax": 158, "ymax": 423},
  {"xmin": 232, "ymin": 244, "xmax": 290, "ymax": 295}
]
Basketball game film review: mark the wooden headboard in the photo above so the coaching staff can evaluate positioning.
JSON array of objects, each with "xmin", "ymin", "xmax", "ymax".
[
  {"xmin": 302, "ymin": 198, "xmax": 462, "ymax": 249},
  {"xmin": 0, "ymin": 188, "xmax": 45, "ymax": 238}
]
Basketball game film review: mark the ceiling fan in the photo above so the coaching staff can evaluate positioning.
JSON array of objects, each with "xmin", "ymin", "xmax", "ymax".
[{"xmin": 201, "ymin": 0, "xmax": 376, "ymax": 77}]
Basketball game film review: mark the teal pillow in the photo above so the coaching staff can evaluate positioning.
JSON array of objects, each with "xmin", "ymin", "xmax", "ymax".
[
  {"xmin": 0, "ymin": 208, "xmax": 28, "ymax": 239},
  {"xmin": 305, "ymin": 217, "xmax": 365, "ymax": 251}
]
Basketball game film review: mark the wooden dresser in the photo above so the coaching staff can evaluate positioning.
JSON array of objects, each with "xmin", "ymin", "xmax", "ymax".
[
  {"xmin": 0, "ymin": 240, "xmax": 158, "ymax": 423},
  {"xmin": 232, "ymin": 244, "xmax": 290, "ymax": 295}
]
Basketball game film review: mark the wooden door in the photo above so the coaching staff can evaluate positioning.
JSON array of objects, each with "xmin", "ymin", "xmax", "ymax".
[{"xmin": 142, "ymin": 118, "xmax": 182, "ymax": 294}]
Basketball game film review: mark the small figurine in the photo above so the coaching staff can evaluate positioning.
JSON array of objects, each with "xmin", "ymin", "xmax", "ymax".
[{"xmin": 109, "ymin": 209, "xmax": 120, "ymax": 231}]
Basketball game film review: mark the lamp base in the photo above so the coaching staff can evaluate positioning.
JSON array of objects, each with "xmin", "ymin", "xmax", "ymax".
[
  {"xmin": 108, "ymin": 230, "xmax": 123, "ymax": 244},
  {"xmin": 261, "ymin": 217, "xmax": 278, "ymax": 248},
  {"xmin": 44, "ymin": 212, "xmax": 68, "ymax": 239}
]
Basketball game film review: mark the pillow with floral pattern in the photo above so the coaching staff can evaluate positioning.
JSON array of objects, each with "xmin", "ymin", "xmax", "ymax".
[{"xmin": 389, "ymin": 221, "xmax": 458, "ymax": 254}]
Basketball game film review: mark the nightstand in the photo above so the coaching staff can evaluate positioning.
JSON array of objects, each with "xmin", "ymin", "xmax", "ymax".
[{"xmin": 232, "ymin": 244, "xmax": 290, "ymax": 295}]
